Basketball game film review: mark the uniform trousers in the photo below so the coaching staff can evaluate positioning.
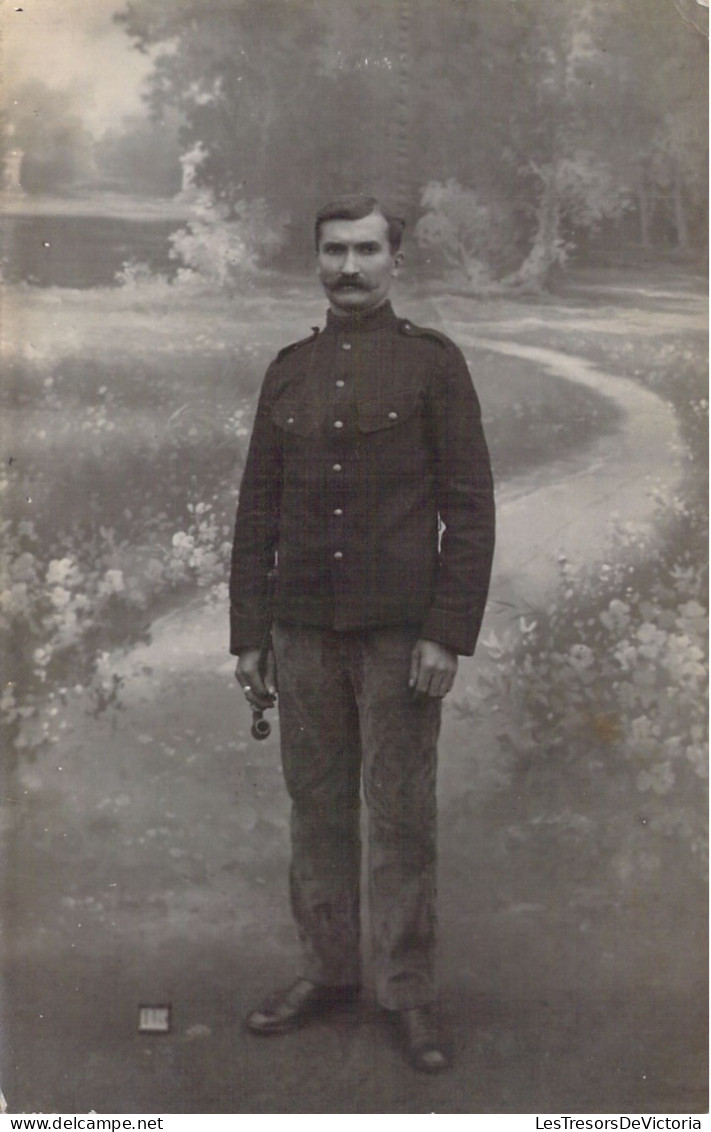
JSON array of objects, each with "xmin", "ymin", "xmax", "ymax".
[{"xmin": 272, "ymin": 621, "xmax": 441, "ymax": 1011}]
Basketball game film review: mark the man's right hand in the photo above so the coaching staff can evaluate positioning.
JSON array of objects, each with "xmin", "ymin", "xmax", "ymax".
[{"xmin": 235, "ymin": 647, "xmax": 277, "ymax": 711}]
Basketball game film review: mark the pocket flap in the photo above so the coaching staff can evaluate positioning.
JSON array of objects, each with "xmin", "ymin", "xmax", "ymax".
[
  {"xmin": 357, "ymin": 393, "xmax": 420, "ymax": 433},
  {"xmin": 271, "ymin": 399, "xmax": 315, "ymax": 436}
]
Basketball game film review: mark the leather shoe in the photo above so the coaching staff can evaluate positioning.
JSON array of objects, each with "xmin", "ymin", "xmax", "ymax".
[
  {"xmin": 392, "ymin": 1006, "xmax": 451, "ymax": 1073},
  {"xmin": 245, "ymin": 977, "xmax": 360, "ymax": 1035}
]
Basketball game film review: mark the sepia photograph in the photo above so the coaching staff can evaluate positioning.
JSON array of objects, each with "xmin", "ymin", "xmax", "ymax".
[{"xmin": 1, "ymin": 0, "xmax": 708, "ymax": 1116}]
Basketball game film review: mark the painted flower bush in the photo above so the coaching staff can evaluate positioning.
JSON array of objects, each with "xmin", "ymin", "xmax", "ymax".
[
  {"xmin": 473, "ymin": 336, "xmax": 708, "ymax": 886},
  {"xmin": 1, "ymin": 348, "xmax": 257, "ymax": 761}
]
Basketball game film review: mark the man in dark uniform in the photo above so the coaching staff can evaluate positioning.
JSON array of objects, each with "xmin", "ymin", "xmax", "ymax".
[{"xmin": 230, "ymin": 194, "xmax": 495, "ymax": 1073}]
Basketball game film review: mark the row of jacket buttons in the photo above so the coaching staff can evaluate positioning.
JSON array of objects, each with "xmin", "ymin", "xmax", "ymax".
[
  {"xmin": 332, "ymin": 348, "xmax": 350, "ymax": 559},
  {"xmin": 333, "ymin": 345, "xmax": 346, "ymax": 554}
]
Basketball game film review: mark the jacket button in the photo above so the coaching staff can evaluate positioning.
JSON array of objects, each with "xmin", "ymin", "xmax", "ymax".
[
  {"xmin": 388, "ymin": 411, "xmax": 398, "ymax": 420},
  {"xmin": 334, "ymin": 420, "xmax": 344, "ymax": 429},
  {"xmin": 335, "ymin": 379, "xmax": 345, "ymax": 388},
  {"xmin": 342, "ymin": 342, "xmax": 352, "ymax": 351},
  {"xmin": 333, "ymin": 508, "xmax": 343, "ymax": 516},
  {"xmin": 332, "ymin": 463, "xmax": 342, "ymax": 472},
  {"xmin": 333, "ymin": 550, "xmax": 343, "ymax": 560}
]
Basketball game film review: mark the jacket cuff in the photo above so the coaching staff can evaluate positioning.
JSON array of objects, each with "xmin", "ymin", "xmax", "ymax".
[
  {"xmin": 420, "ymin": 606, "xmax": 485, "ymax": 657},
  {"xmin": 230, "ymin": 611, "xmax": 271, "ymax": 655}
]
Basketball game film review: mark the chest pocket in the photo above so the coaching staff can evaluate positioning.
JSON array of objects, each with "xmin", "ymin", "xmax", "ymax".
[
  {"xmin": 356, "ymin": 391, "xmax": 421, "ymax": 434},
  {"xmin": 271, "ymin": 396, "xmax": 318, "ymax": 437}
]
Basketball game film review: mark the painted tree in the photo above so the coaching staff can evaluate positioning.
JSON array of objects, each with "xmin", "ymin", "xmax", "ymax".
[
  {"xmin": 115, "ymin": 0, "xmax": 707, "ymax": 274},
  {"xmin": 580, "ymin": 0, "xmax": 708, "ymax": 251},
  {"xmin": 115, "ymin": 0, "xmax": 399, "ymax": 222},
  {"xmin": 414, "ymin": 180, "xmax": 517, "ymax": 285}
]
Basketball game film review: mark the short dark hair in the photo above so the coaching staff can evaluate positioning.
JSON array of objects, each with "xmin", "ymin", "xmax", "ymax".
[{"xmin": 314, "ymin": 195, "xmax": 406, "ymax": 252}]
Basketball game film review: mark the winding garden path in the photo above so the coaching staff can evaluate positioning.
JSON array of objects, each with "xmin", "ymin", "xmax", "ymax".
[{"xmin": 437, "ymin": 326, "xmax": 684, "ymax": 615}]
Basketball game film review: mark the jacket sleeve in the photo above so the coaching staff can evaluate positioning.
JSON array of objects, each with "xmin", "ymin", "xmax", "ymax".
[
  {"xmin": 229, "ymin": 367, "xmax": 283, "ymax": 654},
  {"xmin": 420, "ymin": 340, "xmax": 495, "ymax": 656}
]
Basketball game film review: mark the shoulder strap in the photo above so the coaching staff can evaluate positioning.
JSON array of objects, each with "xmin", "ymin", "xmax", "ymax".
[
  {"xmin": 397, "ymin": 318, "xmax": 452, "ymax": 350},
  {"xmin": 275, "ymin": 326, "xmax": 320, "ymax": 362}
]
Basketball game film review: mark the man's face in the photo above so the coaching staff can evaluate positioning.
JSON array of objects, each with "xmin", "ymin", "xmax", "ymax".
[{"xmin": 317, "ymin": 211, "xmax": 403, "ymax": 314}]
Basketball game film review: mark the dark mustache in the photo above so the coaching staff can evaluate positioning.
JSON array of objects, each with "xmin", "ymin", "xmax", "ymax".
[{"xmin": 334, "ymin": 277, "xmax": 370, "ymax": 290}]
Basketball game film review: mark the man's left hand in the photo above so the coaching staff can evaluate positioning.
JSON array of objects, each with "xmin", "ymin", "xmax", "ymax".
[{"xmin": 408, "ymin": 639, "xmax": 458, "ymax": 699}]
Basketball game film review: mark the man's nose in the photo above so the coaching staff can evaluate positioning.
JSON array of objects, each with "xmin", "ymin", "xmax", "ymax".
[{"xmin": 342, "ymin": 248, "xmax": 359, "ymax": 274}]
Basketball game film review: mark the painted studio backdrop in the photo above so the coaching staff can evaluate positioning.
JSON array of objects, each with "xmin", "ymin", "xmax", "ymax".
[{"xmin": 1, "ymin": 0, "xmax": 708, "ymax": 1116}]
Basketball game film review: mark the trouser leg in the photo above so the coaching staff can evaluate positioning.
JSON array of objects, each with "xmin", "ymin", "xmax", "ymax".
[
  {"xmin": 355, "ymin": 628, "xmax": 441, "ymax": 1011},
  {"xmin": 272, "ymin": 623, "xmax": 362, "ymax": 987}
]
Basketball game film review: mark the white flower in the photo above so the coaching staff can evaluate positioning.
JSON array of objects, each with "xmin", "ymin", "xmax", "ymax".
[
  {"xmin": 636, "ymin": 762, "xmax": 675, "ymax": 796},
  {"xmin": 0, "ymin": 582, "xmax": 30, "ymax": 616},
  {"xmin": 613, "ymin": 640, "xmax": 637, "ymax": 670},
  {"xmin": 636, "ymin": 622, "xmax": 667, "ymax": 659},
  {"xmin": 567, "ymin": 644, "xmax": 594, "ymax": 670},
  {"xmin": 49, "ymin": 586, "xmax": 72, "ymax": 609},
  {"xmin": 685, "ymin": 744, "xmax": 708, "ymax": 779},
  {"xmin": 675, "ymin": 601, "xmax": 708, "ymax": 639},
  {"xmin": 600, "ymin": 599, "xmax": 631, "ymax": 632},
  {"xmin": 46, "ymin": 557, "xmax": 76, "ymax": 586},
  {"xmin": 630, "ymin": 716, "xmax": 657, "ymax": 745},
  {"xmin": 661, "ymin": 634, "xmax": 707, "ymax": 684},
  {"xmin": 171, "ymin": 531, "xmax": 195, "ymax": 551},
  {"xmin": 98, "ymin": 569, "xmax": 125, "ymax": 596}
]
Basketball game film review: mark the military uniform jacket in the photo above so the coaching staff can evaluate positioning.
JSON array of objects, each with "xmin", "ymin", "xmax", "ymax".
[{"xmin": 229, "ymin": 300, "xmax": 495, "ymax": 657}]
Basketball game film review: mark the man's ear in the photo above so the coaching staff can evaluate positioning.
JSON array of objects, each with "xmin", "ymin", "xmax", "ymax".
[{"xmin": 392, "ymin": 251, "xmax": 404, "ymax": 275}]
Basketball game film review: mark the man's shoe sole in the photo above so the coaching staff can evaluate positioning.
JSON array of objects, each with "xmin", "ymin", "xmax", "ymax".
[{"xmin": 245, "ymin": 981, "xmax": 360, "ymax": 1036}]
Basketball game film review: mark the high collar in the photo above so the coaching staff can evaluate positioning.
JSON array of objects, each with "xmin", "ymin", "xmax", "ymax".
[{"xmin": 325, "ymin": 300, "xmax": 397, "ymax": 334}]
